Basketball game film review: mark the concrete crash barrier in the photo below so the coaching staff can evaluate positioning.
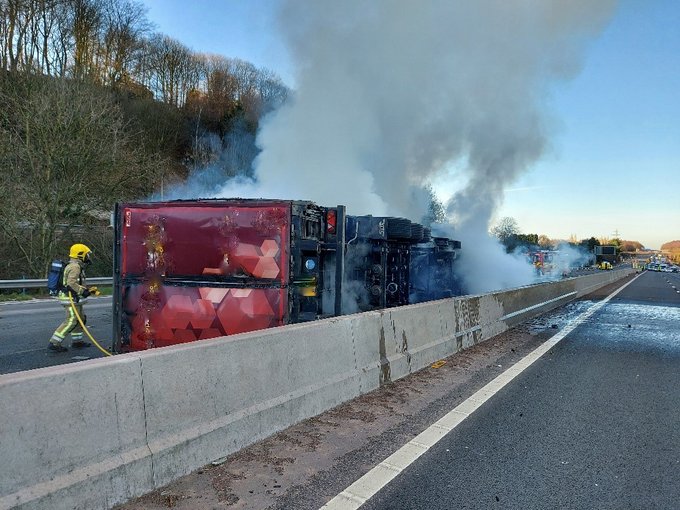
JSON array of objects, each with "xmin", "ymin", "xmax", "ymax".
[
  {"xmin": 0, "ymin": 357, "xmax": 152, "ymax": 510},
  {"xmin": 0, "ymin": 268, "xmax": 633, "ymax": 509},
  {"xmin": 139, "ymin": 316, "xmax": 372, "ymax": 489},
  {"xmin": 375, "ymin": 268, "xmax": 634, "ymax": 383}
]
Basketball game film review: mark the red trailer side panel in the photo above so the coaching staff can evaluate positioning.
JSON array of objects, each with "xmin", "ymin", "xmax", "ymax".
[
  {"xmin": 121, "ymin": 203, "xmax": 290, "ymax": 282},
  {"xmin": 118, "ymin": 201, "xmax": 291, "ymax": 350},
  {"xmin": 122, "ymin": 284, "xmax": 286, "ymax": 350}
]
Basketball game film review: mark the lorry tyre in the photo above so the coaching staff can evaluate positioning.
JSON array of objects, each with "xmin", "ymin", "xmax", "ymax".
[
  {"xmin": 410, "ymin": 224, "xmax": 424, "ymax": 242},
  {"xmin": 385, "ymin": 217, "xmax": 412, "ymax": 240}
]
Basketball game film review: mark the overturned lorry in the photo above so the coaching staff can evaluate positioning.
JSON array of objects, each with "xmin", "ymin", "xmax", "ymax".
[{"xmin": 112, "ymin": 199, "xmax": 461, "ymax": 352}]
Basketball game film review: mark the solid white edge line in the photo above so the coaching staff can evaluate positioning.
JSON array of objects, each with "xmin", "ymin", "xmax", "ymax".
[{"xmin": 319, "ymin": 272, "xmax": 643, "ymax": 510}]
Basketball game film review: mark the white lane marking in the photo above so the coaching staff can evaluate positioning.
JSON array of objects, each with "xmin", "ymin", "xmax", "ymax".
[{"xmin": 320, "ymin": 273, "xmax": 643, "ymax": 510}]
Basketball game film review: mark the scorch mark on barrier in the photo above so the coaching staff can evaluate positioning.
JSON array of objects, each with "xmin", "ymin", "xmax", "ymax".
[
  {"xmin": 378, "ymin": 325, "xmax": 391, "ymax": 384},
  {"xmin": 320, "ymin": 273, "xmax": 643, "ymax": 510}
]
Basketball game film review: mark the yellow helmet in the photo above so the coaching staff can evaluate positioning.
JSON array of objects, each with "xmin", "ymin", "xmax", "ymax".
[{"xmin": 69, "ymin": 243, "xmax": 92, "ymax": 262}]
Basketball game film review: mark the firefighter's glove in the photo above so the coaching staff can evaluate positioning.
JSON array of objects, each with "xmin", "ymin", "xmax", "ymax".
[
  {"xmin": 89, "ymin": 286, "xmax": 101, "ymax": 296},
  {"xmin": 81, "ymin": 288, "xmax": 91, "ymax": 298}
]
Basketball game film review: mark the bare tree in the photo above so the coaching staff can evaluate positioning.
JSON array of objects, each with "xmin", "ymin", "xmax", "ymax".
[
  {"xmin": 185, "ymin": 54, "xmax": 238, "ymax": 131},
  {"xmin": 205, "ymin": 54, "xmax": 238, "ymax": 113},
  {"xmin": 99, "ymin": 0, "xmax": 149, "ymax": 86},
  {"xmin": 69, "ymin": 0, "xmax": 102, "ymax": 80},
  {"xmin": 230, "ymin": 58, "xmax": 257, "ymax": 100},
  {"xmin": 490, "ymin": 217, "xmax": 521, "ymax": 244},
  {"xmin": 0, "ymin": 1, "xmax": 7, "ymax": 69},
  {"xmin": 46, "ymin": 0, "xmax": 74, "ymax": 77},
  {"xmin": 144, "ymin": 33, "xmax": 197, "ymax": 106},
  {"xmin": 17, "ymin": 0, "xmax": 40, "ymax": 71},
  {"xmin": 0, "ymin": 72, "xmax": 161, "ymax": 276},
  {"xmin": 256, "ymin": 67, "xmax": 288, "ymax": 113},
  {"xmin": 1, "ymin": 0, "xmax": 28, "ymax": 71},
  {"xmin": 1, "ymin": 0, "xmax": 288, "ymax": 115}
]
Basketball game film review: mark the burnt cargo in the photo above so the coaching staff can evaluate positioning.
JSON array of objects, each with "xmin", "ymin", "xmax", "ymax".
[{"xmin": 112, "ymin": 199, "xmax": 461, "ymax": 352}]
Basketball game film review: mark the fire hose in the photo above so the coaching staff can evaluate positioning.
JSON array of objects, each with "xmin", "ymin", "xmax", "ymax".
[{"xmin": 68, "ymin": 289, "xmax": 113, "ymax": 357}]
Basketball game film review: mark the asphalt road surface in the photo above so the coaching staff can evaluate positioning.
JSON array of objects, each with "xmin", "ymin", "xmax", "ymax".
[
  {"xmin": 360, "ymin": 270, "xmax": 680, "ymax": 510},
  {"xmin": 0, "ymin": 296, "xmax": 112, "ymax": 374}
]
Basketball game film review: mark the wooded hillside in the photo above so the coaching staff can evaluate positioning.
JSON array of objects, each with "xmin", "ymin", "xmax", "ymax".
[
  {"xmin": 661, "ymin": 241, "xmax": 680, "ymax": 251},
  {"xmin": 661, "ymin": 240, "xmax": 680, "ymax": 264},
  {"xmin": 0, "ymin": 0, "xmax": 288, "ymax": 278}
]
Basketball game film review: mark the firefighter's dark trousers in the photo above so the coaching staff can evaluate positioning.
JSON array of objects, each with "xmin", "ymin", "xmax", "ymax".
[{"xmin": 50, "ymin": 298, "xmax": 86, "ymax": 346}]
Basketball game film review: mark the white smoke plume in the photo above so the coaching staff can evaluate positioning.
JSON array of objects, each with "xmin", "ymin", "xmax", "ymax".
[
  {"xmin": 215, "ymin": 0, "xmax": 617, "ymax": 292},
  {"xmin": 553, "ymin": 243, "xmax": 597, "ymax": 273}
]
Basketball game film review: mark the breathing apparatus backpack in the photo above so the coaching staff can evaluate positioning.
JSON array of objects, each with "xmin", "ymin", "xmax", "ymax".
[{"xmin": 47, "ymin": 260, "xmax": 66, "ymax": 296}]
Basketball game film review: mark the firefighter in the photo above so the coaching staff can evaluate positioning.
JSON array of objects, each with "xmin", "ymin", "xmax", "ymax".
[{"xmin": 48, "ymin": 243, "xmax": 94, "ymax": 352}]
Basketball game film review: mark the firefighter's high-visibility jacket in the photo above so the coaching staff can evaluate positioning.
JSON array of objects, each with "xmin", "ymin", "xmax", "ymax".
[{"xmin": 58, "ymin": 257, "xmax": 88, "ymax": 302}]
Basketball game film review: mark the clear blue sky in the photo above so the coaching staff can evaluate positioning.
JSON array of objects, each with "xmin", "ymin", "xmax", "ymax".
[{"xmin": 142, "ymin": 0, "xmax": 679, "ymax": 250}]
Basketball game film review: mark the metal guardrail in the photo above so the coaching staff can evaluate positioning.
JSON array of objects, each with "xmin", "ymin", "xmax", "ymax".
[{"xmin": 0, "ymin": 277, "xmax": 112, "ymax": 290}]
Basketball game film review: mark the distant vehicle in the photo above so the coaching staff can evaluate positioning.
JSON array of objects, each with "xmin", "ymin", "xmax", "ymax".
[
  {"xmin": 646, "ymin": 263, "xmax": 676, "ymax": 272},
  {"xmin": 598, "ymin": 261, "xmax": 612, "ymax": 270}
]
